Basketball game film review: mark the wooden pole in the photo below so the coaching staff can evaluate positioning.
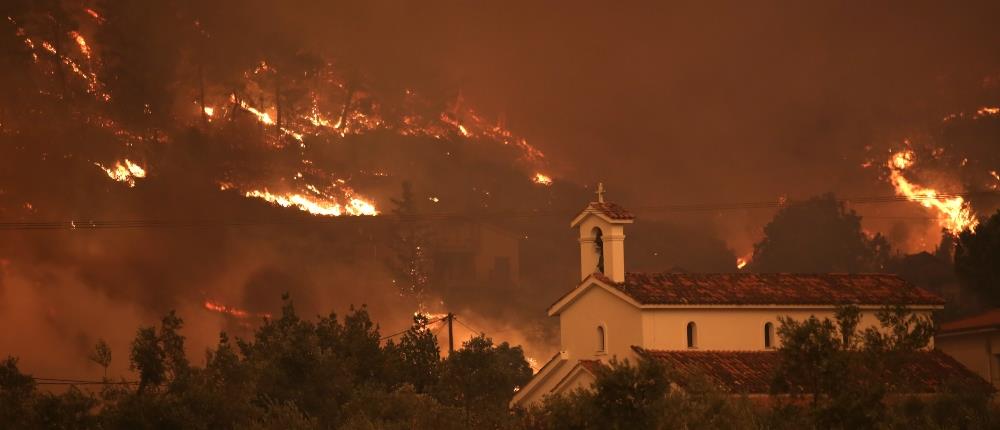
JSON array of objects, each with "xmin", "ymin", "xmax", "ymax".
[{"xmin": 447, "ymin": 313, "xmax": 454, "ymax": 354}]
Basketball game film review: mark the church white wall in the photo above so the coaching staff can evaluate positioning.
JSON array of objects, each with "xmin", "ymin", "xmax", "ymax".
[
  {"xmin": 640, "ymin": 307, "xmax": 935, "ymax": 351},
  {"xmin": 559, "ymin": 284, "xmax": 642, "ymax": 362}
]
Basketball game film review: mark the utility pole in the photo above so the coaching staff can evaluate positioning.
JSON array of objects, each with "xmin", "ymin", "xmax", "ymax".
[{"xmin": 447, "ymin": 312, "xmax": 454, "ymax": 354}]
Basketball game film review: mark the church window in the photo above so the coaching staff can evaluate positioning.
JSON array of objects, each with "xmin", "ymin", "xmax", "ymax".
[
  {"xmin": 597, "ymin": 325, "xmax": 606, "ymax": 352},
  {"xmin": 686, "ymin": 322, "xmax": 697, "ymax": 348}
]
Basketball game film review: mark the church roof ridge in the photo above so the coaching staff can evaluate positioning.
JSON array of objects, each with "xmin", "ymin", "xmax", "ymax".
[{"xmin": 589, "ymin": 272, "xmax": 944, "ymax": 306}]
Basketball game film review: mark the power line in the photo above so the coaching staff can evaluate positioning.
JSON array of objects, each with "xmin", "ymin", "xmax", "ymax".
[
  {"xmin": 0, "ymin": 190, "xmax": 993, "ymax": 231},
  {"xmin": 32, "ymin": 377, "xmax": 138, "ymax": 385},
  {"xmin": 379, "ymin": 316, "xmax": 446, "ymax": 341},
  {"xmin": 453, "ymin": 317, "xmax": 482, "ymax": 335}
]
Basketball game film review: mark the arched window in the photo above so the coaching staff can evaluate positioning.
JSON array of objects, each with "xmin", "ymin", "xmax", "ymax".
[
  {"xmin": 592, "ymin": 227, "xmax": 605, "ymax": 274},
  {"xmin": 596, "ymin": 326, "xmax": 606, "ymax": 352},
  {"xmin": 686, "ymin": 322, "xmax": 697, "ymax": 349},
  {"xmin": 764, "ymin": 322, "xmax": 775, "ymax": 349}
]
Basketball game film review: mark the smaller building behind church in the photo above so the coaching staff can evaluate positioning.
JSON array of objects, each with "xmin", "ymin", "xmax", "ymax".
[{"xmin": 512, "ymin": 188, "xmax": 985, "ymax": 407}]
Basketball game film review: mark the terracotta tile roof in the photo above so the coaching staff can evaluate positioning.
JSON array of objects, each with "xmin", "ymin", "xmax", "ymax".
[
  {"xmin": 633, "ymin": 347, "xmax": 990, "ymax": 394},
  {"xmin": 635, "ymin": 348, "xmax": 779, "ymax": 394},
  {"xmin": 940, "ymin": 308, "xmax": 1000, "ymax": 334},
  {"xmin": 587, "ymin": 202, "xmax": 635, "ymax": 220},
  {"xmin": 595, "ymin": 272, "xmax": 944, "ymax": 306}
]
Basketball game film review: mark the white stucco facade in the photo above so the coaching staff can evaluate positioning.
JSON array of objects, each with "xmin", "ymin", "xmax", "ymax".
[{"xmin": 510, "ymin": 194, "xmax": 942, "ymax": 408}]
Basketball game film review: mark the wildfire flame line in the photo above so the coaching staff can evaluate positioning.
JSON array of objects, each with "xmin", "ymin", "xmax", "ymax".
[
  {"xmin": 203, "ymin": 300, "xmax": 271, "ymax": 319},
  {"xmin": 242, "ymin": 188, "xmax": 377, "ymax": 217},
  {"xmin": 887, "ymin": 149, "xmax": 978, "ymax": 235}
]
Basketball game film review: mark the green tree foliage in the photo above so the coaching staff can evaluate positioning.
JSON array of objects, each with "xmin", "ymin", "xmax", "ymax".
[
  {"xmin": 750, "ymin": 193, "xmax": 892, "ymax": 273},
  {"xmin": 524, "ymin": 306, "xmax": 992, "ymax": 430},
  {"xmin": 21, "ymin": 295, "xmax": 527, "ymax": 428},
  {"xmin": 771, "ymin": 305, "xmax": 936, "ymax": 428},
  {"xmin": 129, "ymin": 326, "xmax": 165, "ymax": 394},
  {"xmin": 129, "ymin": 310, "xmax": 189, "ymax": 394},
  {"xmin": 4, "ymin": 299, "xmax": 995, "ymax": 428},
  {"xmin": 587, "ymin": 357, "xmax": 670, "ymax": 429},
  {"xmin": 96, "ymin": 0, "xmax": 187, "ymax": 129},
  {"xmin": 386, "ymin": 181, "xmax": 434, "ymax": 300},
  {"xmin": 436, "ymin": 334, "xmax": 534, "ymax": 427},
  {"xmin": 523, "ymin": 358, "xmax": 760, "ymax": 430},
  {"xmin": 384, "ymin": 314, "xmax": 441, "ymax": 392},
  {"xmin": 89, "ymin": 338, "xmax": 112, "ymax": 379},
  {"xmin": 0, "ymin": 356, "xmax": 37, "ymax": 427},
  {"xmin": 0, "ymin": 357, "xmax": 100, "ymax": 430},
  {"xmin": 339, "ymin": 385, "xmax": 465, "ymax": 430},
  {"xmin": 386, "ymin": 182, "xmax": 432, "ymax": 302},
  {"xmin": 955, "ymin": 210, "xmax": 1000, "ymax": 306}
]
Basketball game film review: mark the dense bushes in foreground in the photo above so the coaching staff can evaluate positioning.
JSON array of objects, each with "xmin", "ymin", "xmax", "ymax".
[
  {"xmin": 1, "ymin": 302, "xmax": 998, "ymax": 429},
  {"xmin": 1, "ymin": 297, "xmax": 531, "ymax": 429}
]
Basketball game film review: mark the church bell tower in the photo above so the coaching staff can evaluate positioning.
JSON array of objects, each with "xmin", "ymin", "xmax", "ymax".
[{"xmin": 569, "ymin": 183, "xmax": 634, "ymax": 283}]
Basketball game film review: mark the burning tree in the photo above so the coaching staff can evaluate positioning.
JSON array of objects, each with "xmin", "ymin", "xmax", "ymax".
[{"xmin": 386, "ymin": 181, "xmax": 434, "ymax": 303}]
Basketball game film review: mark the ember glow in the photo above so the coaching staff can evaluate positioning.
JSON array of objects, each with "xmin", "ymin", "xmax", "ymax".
[
  {"xmin": 95, "ymin": 159, "xmax": 147, "ymax": 187},
  {"xmin": 736, "ymin": 257, "xmax": 749, "ymax": 270},
  {"xmin": 69, "ymin": 31, "xmax": 91, "ymax": 60},
  {"xmin": 236, "ymin": 98, "xmax": 274, "ymax": 125},
  {"xmin": 532, "ymin": 173, "xmax": 553, "ymax": 186},
  {"xmin": 243, "ymin": 189, "xmax": 377, "ymax": 217},
  {"xmin": 203, "ymin": 300, "xmax": 271, "ymax": 319},
  {"xmin": 886, "ymin": 149, "xmax": 978, "ymax": 235}
]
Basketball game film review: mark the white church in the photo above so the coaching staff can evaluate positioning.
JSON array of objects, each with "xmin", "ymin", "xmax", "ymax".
[{"xmin": 511, "ymin": 186, "xmax": 983, "ymax": 407}]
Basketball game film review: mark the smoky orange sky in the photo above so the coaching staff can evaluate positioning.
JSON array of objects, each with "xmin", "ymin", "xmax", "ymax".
[
  {"xmin": 3, "ymin": 0, "xmax": 1000, "ymax": 380},
  {"xmin": 278, "ymin": 1, "xmax": 1000, "ymax": 252}
]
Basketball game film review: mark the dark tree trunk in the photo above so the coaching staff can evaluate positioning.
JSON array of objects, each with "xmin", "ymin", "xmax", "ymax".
[
  {"xmin": 338, "ymin": 83, "xmax": 355, "ymax": 131},
  {"xmin": 50, "ymin": 19, "xmax": 67, "ymax": 99}
]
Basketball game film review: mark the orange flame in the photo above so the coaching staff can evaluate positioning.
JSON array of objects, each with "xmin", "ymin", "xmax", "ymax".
[
  {"xmin": 84, "ymin": 8, "xmax": 104, "ymax": 23},
  {"xmin": 532, "ymin": 173, "xmax": 553, "ymax": 186},
  {"xmin": 736, "ymin": 257, "xmax": 749, "ymax": 270},
  {"xmin": 243, "ymin": 189, "xmax": 377, "ymax": 216},
  {"xmin": 95, "ymin": 159, "xmax": 146, "ymax": 187},
  {"xmin": 887, "ymin": 149, "xmax": 978, "ymax": 235},
  {"xmin": 204, "ymin": 300, "xmax": 271, "ymax": 319},
  {"xmin": 69, "ymin": 31, "xmax": 90, "ymax": 60},
  {"xmin": 233, "ymin": 97, "xmax": 304, "ymax": 141}
]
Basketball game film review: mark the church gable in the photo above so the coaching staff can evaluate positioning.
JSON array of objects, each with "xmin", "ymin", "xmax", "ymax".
[{"xmin": 547, "ymin": 275, "xmax": 642, "ymax": 316}]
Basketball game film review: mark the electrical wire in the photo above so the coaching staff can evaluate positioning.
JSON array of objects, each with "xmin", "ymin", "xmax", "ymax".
[
  {"xmin": 452, "ymin": 317, "xmax": 483, "ymax": 335},
  {"xmin": 379, "ymin": 316, "xmax": 446, "ymax": 341}
]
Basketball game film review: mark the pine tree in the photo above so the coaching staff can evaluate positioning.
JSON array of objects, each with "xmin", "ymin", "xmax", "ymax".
[{"xmin": 386, "ymin": 181, "xmax": 433, "ymax": 303}]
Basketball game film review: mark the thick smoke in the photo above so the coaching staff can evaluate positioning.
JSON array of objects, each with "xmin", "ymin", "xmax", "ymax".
[{"xmin": 3, "ymin": 0, "xmax": 1000, "ymax": 378}]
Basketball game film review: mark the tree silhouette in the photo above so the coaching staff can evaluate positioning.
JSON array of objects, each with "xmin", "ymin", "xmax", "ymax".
[
  {"xmin": 88, "ymin": 339, "xmax": 112, "ymax": 379},
  {"xmin": 955, "ymin": 210, "xmax": 1000, "ymax": 306},
  {"xmin": 750, "ymin": 193, "xmax": 891, "ymax": 273},
  {"xmin": 386, "ymin": 181, "xmax": 433, "ymax": 302}
]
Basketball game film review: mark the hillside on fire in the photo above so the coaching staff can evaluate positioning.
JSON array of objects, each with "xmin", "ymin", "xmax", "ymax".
[{"xmin": 3, "ymin": 0, "xmax": 1000, "ymax": 428}]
